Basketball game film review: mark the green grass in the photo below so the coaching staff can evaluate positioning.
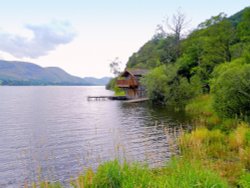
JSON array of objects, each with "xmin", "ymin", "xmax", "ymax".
[
  {"xmin": 238, "ymin": 173, "xmax": 250, "ymax": 188},
  {"xmin": 70, "ymin": 159, "xmax": 228, "ymax": 188},
  {"xmin": 185, "ymin": 94, "xmax": 240, "ymax": 132},
  {"xmin": 179, "ymin": 122, "xmax": 250, "ymax": 186}
]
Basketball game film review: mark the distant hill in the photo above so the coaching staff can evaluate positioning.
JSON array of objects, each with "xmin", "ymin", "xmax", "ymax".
[
  {"xmin": 0, "ymin": 60, "xmax": 110, "ymax": 86},
  {"xmin": 82, "ymin": 77, "xmax": 112, "ymax": 86}
]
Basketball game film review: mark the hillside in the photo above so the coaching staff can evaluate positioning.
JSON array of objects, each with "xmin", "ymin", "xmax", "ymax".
[
  {"xmin": 126, "ymin": 7, "xmax": 250, "ymax": 70},
  {"xmin": 82, "ymin": 77, "xmax": 112, "ymax": 86},
  {"xmin": 0, "ymin": 60, "xmax": 111, "ymax": 86},
  {"xmin": 122, "ymin": 6, "xmax": 250, "ymax": 116}
]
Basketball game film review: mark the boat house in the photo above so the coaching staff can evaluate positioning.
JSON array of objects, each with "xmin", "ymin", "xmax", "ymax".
[{"xmin": 116, "ymin": 69, "xmax": 148, "ymax": 99}]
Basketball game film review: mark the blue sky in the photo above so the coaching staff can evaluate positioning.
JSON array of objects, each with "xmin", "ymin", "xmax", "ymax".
[{"xmin": 0, "ymin": 1, "xmax": 249, "ymax": 77}]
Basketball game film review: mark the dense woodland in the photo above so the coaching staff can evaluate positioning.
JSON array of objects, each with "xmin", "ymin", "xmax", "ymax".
[{"xmin": 123, "ymin": 7, "xmax": 250, "ymax": 119}]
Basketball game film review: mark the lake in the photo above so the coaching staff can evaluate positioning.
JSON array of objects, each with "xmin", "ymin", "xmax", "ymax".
[{"xmin": 0, "ymin": 86, "xmax": 188, "ymax": 187}]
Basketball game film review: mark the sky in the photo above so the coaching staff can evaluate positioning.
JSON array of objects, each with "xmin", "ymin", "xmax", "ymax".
[{"xmin": 0, "ymin": 1, "xmax": 249, "ymax": 78}]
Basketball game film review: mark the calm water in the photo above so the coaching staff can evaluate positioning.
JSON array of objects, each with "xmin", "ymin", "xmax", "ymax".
[{"xmin": 0, "ymin": 86, "xmax": 188, "ymax": 187}]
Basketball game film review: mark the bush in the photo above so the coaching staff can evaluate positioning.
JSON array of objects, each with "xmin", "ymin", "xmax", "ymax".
[
  {"xmin": 211, "ymin": 61, "xmax": 250, "ymax": 118},
  {"xmin": 142, "ymin": 65, "xmax": 200, "ymax": 107}
]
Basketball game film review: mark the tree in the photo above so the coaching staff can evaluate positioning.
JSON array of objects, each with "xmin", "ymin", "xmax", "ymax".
[
  {"xmin": 109, "ymin": 57, "xmax": 122, "ymax": 77},
  {"xmin": 237, "ymin": 7, "xmax": 250, "ymax": 42},
  {"xmin": 152, "ymin": 10, "xmax": 190, "ymax": 63},
  {"xmin": 211, "ymin": 60, "xmax": 250, "ymax": 118},
  {"xmin": 198, "ymin": 13, "xmax": 227, "ymax": 29},
  {"xmin": 166, "ymin": 9, "xmax": 189, "ymax": 42},
  {"xmin": 152, "ymin": 24, "xmax": 167, "ymax": 40},
  {"xmin": 141, "ymin": 64, "xmax": 199, "ymax": 107},
  {"xmin": 177, "ymin": 15, "xmax": 236, "ymax": 93}
]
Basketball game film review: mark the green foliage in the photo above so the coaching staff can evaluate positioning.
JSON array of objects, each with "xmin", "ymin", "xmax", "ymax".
[
  {"xmin": 92, "ymin": 160, "xmax": 123, "ymax": 188},
  {"xmin": 123, "ymin": 7, "xmax": 250, "ymax": 113},
  {"xmin": 106, "ymin": 77, "xmax": 125, "ymax": 96},
  {"xmin": 105, "ymin": 77, "xmax": 116, "ymax": 90},
  {"xmin": 238, "ymin": 173, "xmax": 250, "ymax": 188},
  {"xmin": 180, "ymin": 18, "xmax": 236, "ymax": 92},
  {"xmin": 126, "ymin": 38, "xmax": 164, "ymax": 69},
  {"xmin": 127, "ymin": 35, "xmax": 179, "ymax": 69},
  {"xmin": 211, "ymin": 60, "xmax": 250, "ymax": 118},
  {"xmin": 185, "ymin": 94, "xmax": 242, "ymax": 131},
  {"xmin": 160, "ymin": 159, "xmax": 228, "ymax": 188},
  {"xmin": 72, "ymin": 160, "xmax": 153, "ymax": 188},
  {"xmin": 141, "ymin": 65, "xmax": 174, "ymax": 103},
  {"xmin": 198, "ymin": 13, "xmax": 227, "ymax": 29},
  {"xmin": 179, "ymin": 123, "xmax": 250, "ymax": 186},
  {"xmin": 71, "ymin": 159, "xmax": 228, "ymax": 188},
  {"xmin": 237, "ymin": 7, "xmax": 250, "ymax": 42},
  {"xmin": 142, "ymin": 65, "xmax": 201, "ymax": 107}
]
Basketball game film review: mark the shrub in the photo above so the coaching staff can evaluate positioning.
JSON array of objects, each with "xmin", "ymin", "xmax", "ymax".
[
  {"xmin": 211, "ymin": 61, "xmax": 250, "ymax": 118},
  {"xmin": 142, "ymin": 65, "xmax": 199, "ymax": 107}
]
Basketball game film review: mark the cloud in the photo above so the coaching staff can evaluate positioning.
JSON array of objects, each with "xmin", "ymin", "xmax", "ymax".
[{"xmin": 0, "ymin": 21, "xmax": 76, "ymax": 59}]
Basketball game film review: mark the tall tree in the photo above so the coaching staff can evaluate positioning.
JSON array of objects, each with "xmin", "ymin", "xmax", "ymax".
[
  {"xmin": 165, "ymin": 9, "xmax": 190, "ymax": 60},
  {"xmin": 166, "ymin": 9, "xmax": 189, "ymax": 42}
]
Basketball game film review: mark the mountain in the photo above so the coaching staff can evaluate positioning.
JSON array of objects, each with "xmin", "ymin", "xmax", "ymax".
[
  {"xmin": 0, "ymin": 60, "xmax": 109, "ymax": 86},
  {"xmin": 82, "ymin": 77, "xmax": 112, "ymax": 86}
]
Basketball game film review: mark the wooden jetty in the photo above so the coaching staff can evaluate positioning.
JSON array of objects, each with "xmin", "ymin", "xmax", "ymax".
[
  {"xmin": 87, "ymin": 96, "xmax": 128, "ymax": 101},
  {"xmin": 87, "ymin": 96, "xmax": 149, "ymax": 103}
]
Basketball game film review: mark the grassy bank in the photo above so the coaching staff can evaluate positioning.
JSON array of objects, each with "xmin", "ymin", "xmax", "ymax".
[
  {"xmin": 70, "ymin": 159, "xmax": 228, "ymax": 188},
  {"xmin": 183, "ymin": 94, "xmax": 250, "ymax": 187},
  {"xmin": 30, "ymin": 95, "xmax": 250, "ymax": 188},
  {"xmin": 33, "ymin": 159, "xmax": 228, "ymax": 188}
]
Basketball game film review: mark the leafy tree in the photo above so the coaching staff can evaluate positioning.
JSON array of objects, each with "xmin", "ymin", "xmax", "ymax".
[
  {"xmin": 237, "ymin": 7, "xmax": 250, "ymax": 42},
  {"xmin": 211, "ymin": 60, "xmax": 250, "ymax": 118},
  {"xmin": 178, "ymin": 16, "xmax": 236, "ymax": 92},
  {"xmin": 142, "ymin": 64, "xmax": 200, "ymax": 107},
  {"xmin": 126, "ymin": 39, "xmax": 163, "ymax": 69},
  {"xmin": 141, "ymin": 65, "xmax": 173, "ymax": 104},
  {"xmin": 198, "ymin": 13, "xmax": 227, "ymax": 29},
  {"xmin": 159, "ymin": 35, "xmax": 180, "ymax": 64}
]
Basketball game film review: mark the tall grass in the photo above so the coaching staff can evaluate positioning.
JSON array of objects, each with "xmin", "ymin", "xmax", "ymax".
[
  {"xmin": 71, "ymin": 159, "xmax": 228, "ymax": 188},
  {"xmin": 179, "ymin": 122, "xmax": 250, "ymax": 186},
  {"xmin": 185, "ymin": 94, "xmax": 239, "ymax": 131}
]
